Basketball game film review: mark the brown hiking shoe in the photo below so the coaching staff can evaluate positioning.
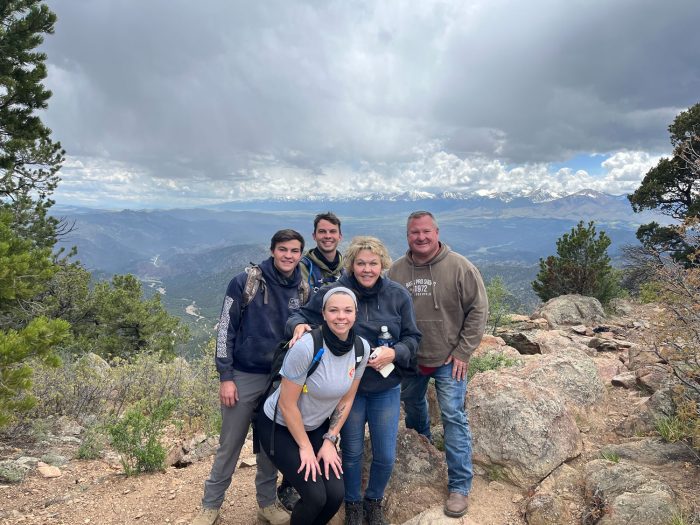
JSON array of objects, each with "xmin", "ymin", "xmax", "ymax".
[
  {"xmin": 444, "ymin": 492, "xmax": 469, "ymax": 517},
  {"xmin": 257, "ymin": 501, "xmax": 290, "ymax": 525},
  {"xmin": 190, "ymin": 507, "xmax": 219, "ymax": 525}
]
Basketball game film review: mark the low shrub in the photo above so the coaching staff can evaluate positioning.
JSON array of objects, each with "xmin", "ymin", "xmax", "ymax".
[
  {"xmin": 107, "ymin": 398, "xmax": 177, "ymax": 476},
  {"xmin": 76, "ymin": 424, "xmax": 108, "ymax": 460},
  {"xmin": 468, "ymin": 352, "xmax": 519, "ymax": 380}
]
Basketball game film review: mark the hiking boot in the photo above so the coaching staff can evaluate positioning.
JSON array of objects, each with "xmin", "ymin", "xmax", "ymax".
[
  {"xmin": 277, "ymin": 483, "xmax": 300, "ymax": 512},
  {"xmin": 444, "ymin": 492, "xmax": 469, "ymax": 518},
  {"xmin": 363, "ymin": 497, "xmax": 389, "ymax": 525},
  {"xmin": 190, "ymin": 507, "xmax": 219, "ymax": 525},
  {"xmin": 257, "ymin": 501, "xmax": 290, "ymax": 525},
  {"xmin": 344, "ymin": 501, "xmax": 363, "ymax": 525}
]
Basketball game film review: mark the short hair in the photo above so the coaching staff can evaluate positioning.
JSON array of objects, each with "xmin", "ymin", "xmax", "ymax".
[
  {"xmin": 314, "ymin": 212, "xmax": 342, "ymax": 234},
  {"xmin": 270, "ymin": 229, "xmax": 305, "ymax": 252},
  {"xmin": 406, "ymin": 210, "xmax": 439, "ymax": 232},
  {"xmin": 343, "ymin": 236, "xmax": 392, "ymax": 274}
]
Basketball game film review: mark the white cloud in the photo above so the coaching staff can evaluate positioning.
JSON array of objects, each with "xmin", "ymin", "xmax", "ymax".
[
  {"xmin": 41, "ymin": 0, "xmax": 698, "ymax": 207},
  {"xmin": 53, "ymin": 147, "xmax": 661, "ymax": 207}
]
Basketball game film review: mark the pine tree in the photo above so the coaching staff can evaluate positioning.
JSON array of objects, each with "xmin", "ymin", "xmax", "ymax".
[
  {"xmin": 1, "ymin": 0, "xmax": 65, "ymax": 249},
  {"xmin": 628, "ymin": 103, "xmax": 700, "ymax": 265},
  {"xmin": 532, "ymin": 221, "xmax": 621, "ymax": 304},
  {"xmin": 0, "ymin": 1, "xmax": 67, "ymax": 427}
]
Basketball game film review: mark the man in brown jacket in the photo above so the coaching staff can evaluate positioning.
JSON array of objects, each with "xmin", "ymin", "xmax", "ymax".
[{"xmin": 387, "ymin": 211, "xmax": 487, "ymax": 518}]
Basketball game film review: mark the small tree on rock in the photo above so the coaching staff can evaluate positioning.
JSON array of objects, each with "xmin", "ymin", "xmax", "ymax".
[{"xmin": 532, "ymin": 221, "xmax": 621, "ymax": 304}]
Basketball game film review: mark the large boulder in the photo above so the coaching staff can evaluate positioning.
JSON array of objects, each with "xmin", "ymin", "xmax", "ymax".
[
  {"xmin": 584, "ymin": 460, "xmax": 678, "ymax": 525},
  {"xmin": 358, "ymin": 428, "xmax": 448, "ymax": 525},
  {"xmin": 500, "ymin": 329, "xmax": 594, "ymax": 356},
  {"xmin": 467, "ymin": 372, "xmax": 582, "ymax": 488},
  {"xmin": 506, "ymin": 349, "xmax": 607, "ymax": 418},
  {"xmin": 533, "ymin": 295, "xmax": 606, "ymax": 328}
]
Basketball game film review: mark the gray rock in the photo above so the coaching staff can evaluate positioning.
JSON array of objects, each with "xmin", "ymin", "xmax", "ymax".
[
  {"xmin": 507, "ymin": 349, "xmax": 606, "ymax": 417},
  {"xmin": 628, "ymin": 344, "xmax": 663, "ymax": 371},
  {"xmin": 468, "ymin": 373, "xmax": 582, "ymax": 488},
  {"xmin": 376, "ymin": 429, "xmax": 449, "ymax": 525},
  {"xmin": 525, "ymin": 492, "xmax": 570, "ymax": 525},
  {"xmin": 611, "ymin": 372, "xmax": 636, "ymax": 389},
  {"xmin": 533, "ymin": 295, "xmax": 606, "ymax": 328},
  {"xmin": 584, "ymin": 460, "xmax": 678, "ymax": 525},
  {"xmin": 536, "ymin": 463, "xmax": 582, "ymax": 500},
  {"xmin": 499, "ymin": 331, "xmax": 542, "ymax": 354},
  {"xmin": 500, "ymin": 329, "xmax": 593, "ymax": 356},
  {"xmin": 636, "ymin": 366, "xmax": 672, "ymax": 393},
  {"xmin": 602, "ymin": 438, "xmax": 698, "ymax": 466},
  {"xmin": 616, "ymin": 387, "xmax": 676, "ymax": 437},
  {"xmin": 594, "ymin": 356, "xmax": 627, "ymax": 385}
]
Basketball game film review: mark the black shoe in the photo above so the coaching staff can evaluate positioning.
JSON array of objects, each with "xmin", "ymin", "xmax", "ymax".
[
  {"xmin": 276, "ymin": 483, "xmax": 300, "ymax": 512},
  {"xmin": 363, "ymin": 498, "xmax": 389, "ymax": 525},
  {"xmin": 344, "ymin": 501, "xmax": 363, "ymax": 525}
]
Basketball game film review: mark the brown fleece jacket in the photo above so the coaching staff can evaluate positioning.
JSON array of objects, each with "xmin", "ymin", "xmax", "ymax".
[{"xmin": 387, "ymin": 243, "xmax": 488, "ymax": 366}]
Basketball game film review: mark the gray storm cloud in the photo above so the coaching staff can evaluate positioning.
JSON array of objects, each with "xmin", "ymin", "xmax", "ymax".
[{"xmin": 41, "ymin": 0, "xmax": 700, "ymax": 206}]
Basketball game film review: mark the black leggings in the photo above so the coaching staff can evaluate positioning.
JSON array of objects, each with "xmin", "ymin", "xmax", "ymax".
[{"xmin": 257, "ymin": 413, "xmax": 344, "ymax": 525}]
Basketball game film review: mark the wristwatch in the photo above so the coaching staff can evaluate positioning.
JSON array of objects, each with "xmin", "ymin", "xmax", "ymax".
[{"xmin": 322, "ymin": 432, "xmax": 339, "ymax": 446}]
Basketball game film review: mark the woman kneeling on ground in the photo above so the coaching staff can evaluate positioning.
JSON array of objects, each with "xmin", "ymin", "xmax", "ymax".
[
  {"xmin": 287, "ymin": 236, "xmax": 421, "ymax": 525},
  {"xmin": 258, "ymin": 287, "xmax": 370, "ymax": 525}
]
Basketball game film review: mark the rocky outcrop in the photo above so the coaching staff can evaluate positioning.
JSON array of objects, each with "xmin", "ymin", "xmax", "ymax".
[
  {"xmin": 468, "ymin": 373, "xmax": 582, "ymax": 488},
  {"xmin": 500, "ymin": 329, "xmax": 594, "ymax": 356},
  {"xmin": 506, "ymin": 349, "xmax": 606, "ymax": 417},
  {"xmin": 372, "ymin": 429, "xmax": 449, "ymax": 525},
  {"xmin": 601, "ymin": 438, "xmax": 698, "ymax": 466},
  {"xmin": 525, "ymin": 492, "xmax": 570, "ymax": 525},
  {"xmin": 616, "ymin": 387, "xmax": 676, "ymax": 437},
  {"xmin": 583, "ymin": 460, "xmax": 678, "ymax": 525},
  {"xmin": 533, "ymin": 295, "xmax": 606, "ymax": 328}
]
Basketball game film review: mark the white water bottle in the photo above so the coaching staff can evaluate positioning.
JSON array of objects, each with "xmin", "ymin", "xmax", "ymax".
[{"xmin": 371, "ymin": 326, "xmax": 396, "ymax": 378}]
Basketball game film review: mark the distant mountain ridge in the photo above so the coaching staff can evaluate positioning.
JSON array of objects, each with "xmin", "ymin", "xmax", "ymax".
[{"xmin": 51, "ymin": 188, "xmax": 665, "ymax": 345}]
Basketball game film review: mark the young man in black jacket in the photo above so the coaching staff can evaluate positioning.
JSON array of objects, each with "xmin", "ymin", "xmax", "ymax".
[{"xmin": 191, "ymin": 229, "xmax": 307, "ymax": 525}]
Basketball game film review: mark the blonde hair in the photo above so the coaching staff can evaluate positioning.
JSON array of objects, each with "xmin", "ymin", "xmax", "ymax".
[{"xmin": 344, "ymin": 236, "xmax": 392, "ymax": 274}]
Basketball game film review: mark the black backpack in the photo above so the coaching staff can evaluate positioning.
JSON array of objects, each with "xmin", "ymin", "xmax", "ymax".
[{"xmin": 252, "ymin": 327, "xmax": 364, "ymax": 456}]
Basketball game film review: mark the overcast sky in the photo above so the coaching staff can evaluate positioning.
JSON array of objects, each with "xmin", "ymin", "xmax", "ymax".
[{"xmin": 42, "ymin": 0, "xmax": 700, "ymax": 208}]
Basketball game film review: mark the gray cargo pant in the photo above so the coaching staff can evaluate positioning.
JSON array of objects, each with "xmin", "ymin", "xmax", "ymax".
[{"xmin": 201, "ymin": 370, "xmax": 278, "ymax": 509}]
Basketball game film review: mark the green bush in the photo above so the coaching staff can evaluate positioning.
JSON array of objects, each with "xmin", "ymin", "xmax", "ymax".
[
  {"xmin": 107, "ymin": 398, "xmax": 177, "ymax": 476},
  {"xmin": 639, "ymin": 281, "xmax": 663, "ymax": 303},
  {"xmin": 0, "ymin": 462, "xmax": 26, "ymax": 483},
  {"xmin": 532, "ymin": 220, "xmax": 622, "ymax": 304},
  {"xmin": 468, "ymin": 352, "xmax": 519, "ymax": 380},
  {"xmin": 77, "ymin": 425, "xmax": 107, "ymax": 460}
]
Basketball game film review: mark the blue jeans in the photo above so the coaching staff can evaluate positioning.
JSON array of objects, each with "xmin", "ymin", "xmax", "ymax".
[
  {"xmin": 340, "ymin": 385, "xmax": 401, "ymax": 502},
  {"xmin": 401, "ymin": 363, "xmax": 473, "ymax": 496}
]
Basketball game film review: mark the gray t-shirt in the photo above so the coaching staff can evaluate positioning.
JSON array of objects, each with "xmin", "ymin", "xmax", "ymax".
[{"xmin": 263, "ymin": 332, "xmax": 370, "ymax": 430}]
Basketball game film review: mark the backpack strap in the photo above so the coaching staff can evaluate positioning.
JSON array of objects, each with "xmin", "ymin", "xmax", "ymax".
[
  {"xmin": 302, "ymin": 255, "xmax": 333, "ymax": 293},
  {"xmin": 352, "ymin": 336, "xmax": 364, "ymax": 369},
  {"xmin": 242, "ymin": 264, "xmax": 266, "ymax": 308},
  {"xmin": 298, "ymin": 279, "xmax": 310, "ymax": 305},
  {"xmin": 270, "ymin": 328, "xmax": 325, "ymax": 456}
]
